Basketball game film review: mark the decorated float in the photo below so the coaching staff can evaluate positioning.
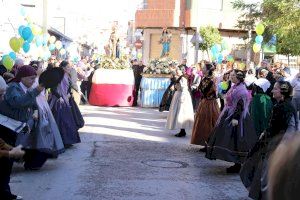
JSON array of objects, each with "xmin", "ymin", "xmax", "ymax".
[
  {"xmin": 89, "ymin": 56, "xmax": 134, "ymax": 106},
  {"xmin": 140, "ymin": 57, "xmax": 177, "ymax": 107}
]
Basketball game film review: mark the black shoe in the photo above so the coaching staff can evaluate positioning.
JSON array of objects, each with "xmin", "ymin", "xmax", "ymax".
[
  {"xmin": 226, "ymin": 164, "xmax": 241, "ymax": 174},
  {"xmin": 174, "ymin": 131, "xmax": 186, "ymax": 137}
]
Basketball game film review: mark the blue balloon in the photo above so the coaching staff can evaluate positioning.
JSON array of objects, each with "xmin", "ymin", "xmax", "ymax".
[
  {"xmin": 49, "ymin": 43, "xmax": 55, "ymax": 51},
  {"xmin": 18, "ymin": 25, "xmax": 25, "ymax": 36},
  {"xmin": 218, "ymin": 54, "xmax": 223, "ymax": 60},
  {"xmin": 20, "ymin": 7, "xmax": 26, "ymax": 16},
  {"xmin": 23, "ymin": 42, "xmax": 30, "ymax": 53},
  {"xmin": 36, "ymin": 36, "xmax": 43, "ymax": 47},
  {"xmin": 2, "ymin": 55, "xmax": 9, "ymax": 61},
  {"xmin": 9, "ymin": 52, "xmax": 16, "ymax": 60},
  {"xmin": 255, "ymin": 35, "xmax": 263, "ymax": 44},
  {"xmin": 22, "ymin": 27, "xmax": 32, "ymax": 40},
  {"xmin": 217, "ymin": 54, "xmax": 223, "ymax": 64},
  {"xmin": 26, "ymin": 34, "xmax": 34, "ymax": 43},
  {"xmin": 211, "ymin": 45, "xmax": 218, "ymax": 54}
]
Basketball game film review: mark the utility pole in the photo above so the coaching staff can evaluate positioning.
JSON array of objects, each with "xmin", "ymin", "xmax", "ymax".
[
  {"xmin": 42, "ymin": 0, "xmax": 48, "ymax": 34},
  {"xmin": 246, "ymin": 7, "xmax": 253, "ymax": 69}
]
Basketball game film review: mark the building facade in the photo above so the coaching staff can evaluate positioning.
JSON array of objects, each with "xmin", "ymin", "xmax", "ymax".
[{"xmin": 135, "ymin": 0, "xmax": 249, "ymax": 65}]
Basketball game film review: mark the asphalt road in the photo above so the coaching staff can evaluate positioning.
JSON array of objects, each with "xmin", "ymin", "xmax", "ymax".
[{"xmin": 11, "ymin": 106, "xmax": 250, "ymax": 200}]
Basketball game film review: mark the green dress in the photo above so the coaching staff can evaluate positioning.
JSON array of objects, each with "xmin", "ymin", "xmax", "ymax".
[{"xmin": 250, "ymin": 86, "xmax": 273, "ymax": 135}]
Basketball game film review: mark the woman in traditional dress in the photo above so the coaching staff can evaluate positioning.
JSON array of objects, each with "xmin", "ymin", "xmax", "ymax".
[
  {"xmin": 250, "ymin": 78, "xmax": 273, "ymax": 136},
  {"xmin": 191, "ymin": 64, "xmax": 219, "ymax": 149},
  {"xmin": 0, "ymin": 76, "xmax": 25, "ymax": 200},
  {"xmin": 166, "ymin": 69, "xmax": 194, "ymax": 137},
  {"xmin": 159, "ymin": 71, "xmax": 177, "ymax": 112},
  {"xmin": 49, "ymin": 61, "xmax": 81, "ymax": 147},
  {"xmin": 240, "ymin": 81, "xmax": 297, "ymax": 200},
  {"xmin": 206, "ymin": 69, "xmax": 257, "ymax": 173},
  {"xmin": 29, "ymin": 61, "xmax": 65, "ymax": 158}
]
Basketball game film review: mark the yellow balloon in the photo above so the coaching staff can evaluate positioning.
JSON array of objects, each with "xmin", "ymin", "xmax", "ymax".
[
  {"xmin": 255, "ymin": 23, "xmax": 265, "ymax": 35},
  {"xmin": 9, "ymin": 37, "xmax": 21, "ymax": 52},
  {"xmin": 2, "ymin": 56, "xmax": 14, "ymax": 71},
  {"xmin": 253, "ymin": 43, "xmax": 261, "ymax": 53},
  {"xmin": 49, "ymin": 36, "xmax": 56, "ymax": 44},
  {"xmin": 18, "ymin": 37, "xmax": 25, "ymax": 46},
  {"xmin": 59, "ymin": 48, "xmax": 66, "ymax": 55},
  {"xmin": 32, "ymin": 25, "xmax": 42, "ymax": 35},
  {"xmin": 55, "ymin": 40, "xmax": 62, "ymax": 50}
]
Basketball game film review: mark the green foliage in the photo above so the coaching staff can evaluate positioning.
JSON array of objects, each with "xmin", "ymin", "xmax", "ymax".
[
  {"xmin": 198, "ymin": 26, "xmax": 222, "ymax": 51},
  {"xmin": 231, "ymin": 0, "xmax": 262, "ymax": 30},
  {"xmin": 262, "ymin": 0, "xmax": 300, "ymax": 56}
]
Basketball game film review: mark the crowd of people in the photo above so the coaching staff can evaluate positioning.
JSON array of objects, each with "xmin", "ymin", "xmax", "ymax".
[
  {"xmin": 0, "ymin": 56, "xmax": 86, "ymax": 200},
  {"xmin": 0, "ymin": 54, "xmax": 299, "ymax": 199},
  {"xmin": 162, "ymin": 59, "xmax": 300, "ymax": 199}
]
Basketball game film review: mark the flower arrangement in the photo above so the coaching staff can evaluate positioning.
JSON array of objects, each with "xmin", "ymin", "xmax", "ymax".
[
  {"xmin": 143, "ymin": 57, "xmax": 178, "ymax": 75},
  {"xmin": 98, "ymin": 55, "xmax": 130, "ymax": 70}
]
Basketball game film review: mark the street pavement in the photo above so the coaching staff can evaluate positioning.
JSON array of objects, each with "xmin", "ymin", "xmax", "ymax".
[{"xmin": 11, "ymin": 106, "xmax": 250, "ymax": 200}]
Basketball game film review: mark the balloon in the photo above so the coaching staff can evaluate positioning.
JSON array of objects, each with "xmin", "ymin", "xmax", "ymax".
[
  {"xmin": 227, "ymin": 55, "xmax": 233, "ymax": 61},
  {"xmin": 18, "ymin": 25, "xmax": 26, "ymax": 36},
  {"xmin": 211, "ymin": 45, "xmax": 218, "ymax": 54},
  {"xmin": 20, "ymin": 7, "xmax": 26, "ymax": 16},
  {"xmin": 55, "ymin": 40, "xmax": 62, "ymax": 50},
  {"xmin": 2, "ymin": 56, "xmax": 14, "ymax": 71},
  {"xmin": 9, "ymin": 37, "xmax": 21, "ymax": 52},
  {"xmin": 220, "ymin": 82, "xmax": 229, "ymax": 90},
  {"xmin": 216, "ymin": 44, "xmax": 222, "ymax": 52},
  {"xmin": 32, "ymin": 25, "xmax": 41, "ymax": 35},
  {"xmin": 49, "ymin": 36, "xmax": 56, "ymax": 44},
  {"xmin": 18, "ymin": 37, "xmax": 25, "ymax": 47},
  {"xmin": 23, "ymin": 42, "xmax": 30, "ymax": 53},
  {"xmin": 255, "ymin": 35, "xmax": 263, "ymax": 44},
  {"xmin": 59, "ymin": 48, "xmax": 66, "ymax": 55},
  {"xmin": 9, "ymin": 52, "xmax": 17, "ymax": 60},
  {"xmin": 35, "ymin": 35, "xmax": 43, "ymax": 47},
  {"xmin": 137, "ymin": 52, "xmax": 142, "ymax": 59},
  {"xmin": 42, "ymin": 34, "xmax": 49, "ymax": 46},
  {"xmin": 22, "ymin": 27, "xmax": 32, "ymax": 40},
  {"xmin": 218, "ymin": 54, "xmax": 223, "ymax": 60},
  {"xmin": 48, "ymin": 43, "xmax": 55, "ymax": 51},
  {"xmin": 255, "ymin": 23, "xmax": 265, "ymax": 35},
  {"xmin": 26, "ymin": 33, "xmax": 34, "ymax": 43},
  {"xmin": 253, "ymin": 43, "xmax": 261, "ymax": 53}
]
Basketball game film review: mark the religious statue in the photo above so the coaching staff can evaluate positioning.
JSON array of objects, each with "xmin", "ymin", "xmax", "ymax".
[{"xmin": 159, "ymin": 28, "xmax": 172, "ymax": 57}]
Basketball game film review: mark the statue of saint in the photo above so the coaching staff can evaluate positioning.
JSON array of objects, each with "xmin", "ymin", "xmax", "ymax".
[{"xmin": 160, "ymin": 28, "xmax": 172, "ymax": 57}]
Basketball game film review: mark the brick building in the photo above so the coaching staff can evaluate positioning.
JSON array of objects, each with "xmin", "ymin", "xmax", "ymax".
[{"xmin": 135, "ymin": 0, "xmax": 249, "ymax": 65}]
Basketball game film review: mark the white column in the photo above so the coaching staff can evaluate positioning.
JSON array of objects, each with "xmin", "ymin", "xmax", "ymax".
[{"xmin": 42, "ymin": 0, "xmax": 48, "ymax": 34}]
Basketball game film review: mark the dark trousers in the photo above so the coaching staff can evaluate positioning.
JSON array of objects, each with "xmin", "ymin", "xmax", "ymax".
[
  {"xmin": 80, "ymin": 81, "xmax": 89, "ymax": 104},
  {"xmin": 0, "ymin": 157, "xmax": 14, "ymax": 200},
  {"xmin": 133, "ymin": 83, "xmax": 141, "ymax": 106},
  {"xmin": 0, "ymin": 125, "xmax": 17, "ymax": 200}
]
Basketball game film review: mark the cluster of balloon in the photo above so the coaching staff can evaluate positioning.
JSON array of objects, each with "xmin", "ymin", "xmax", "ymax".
[
  {"xmin": 253, "ymin": 23, "xmax": 265, "ymax": 53},
  {"xmin": 1, "ymin": 6, "xmax": 69, "ymax": 70},
  {"xmin": 211, "ymin": 40, "xmax": 231, "ymax": 64}
]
